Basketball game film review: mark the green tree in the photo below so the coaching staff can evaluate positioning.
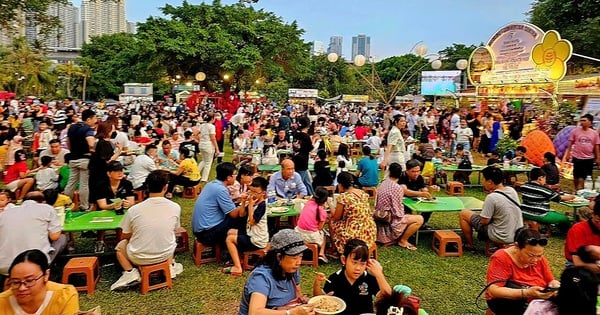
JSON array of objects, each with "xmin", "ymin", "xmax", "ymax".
[
  {"xmin": 437, "ymin": 44, "xmax": 477, "ymax": 70},
  {"xmin": 0, "ymin": 37, "xmax": 55, "ymax": 97},
  {"xmin": 0, "ymin": 0, "xmax": 67, "ymax": 39},
  {"xmin": 264, "ymin": 77, "xmax": 289, "ymax": 104},
  {"xmin": 136, "ymin": 0, "xmax": 311, "ymax": 92},
  {"xmin": 529, "ymin": 0, "xmax": 600, "ymax": 73},
  {"xmin": 79, "ymin": 33, "xmax": 164, "ymax": 98}
]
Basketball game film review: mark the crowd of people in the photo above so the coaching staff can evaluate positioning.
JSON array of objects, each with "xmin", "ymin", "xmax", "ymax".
[{"xmin": 0, "ymin": 97, "xmax": 599, "ymax": 314}]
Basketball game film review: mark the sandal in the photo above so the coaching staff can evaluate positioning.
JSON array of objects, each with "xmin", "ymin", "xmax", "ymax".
[
  {"xmin": 398, "ymin": 243, "xmax": 418, "ymax": 251},
  {"xmin": 221, "ymin": 267, "xmax": 242, "ymax": 277}
]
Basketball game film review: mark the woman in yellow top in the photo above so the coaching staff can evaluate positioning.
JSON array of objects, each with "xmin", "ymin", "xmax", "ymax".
[
  {"xmin": 0, "ymin": 249, "xmax": 79, "ymax": 315},
  {"xmin": 167, "ymin": 146, "xmax": 201, "ymax": 198}
]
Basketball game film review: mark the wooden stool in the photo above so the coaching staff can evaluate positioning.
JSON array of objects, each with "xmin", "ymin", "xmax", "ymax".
[
  {"xmin": 139, "ymin": 260, "xmax": 172, "ymax": 294},
  {"xmin": 432, "ymin": 230, "xmax": 463, "ymax": 257},
  {"xmin": 523, "ymin": 220, "xmax": 551, "ymax": 238},
  {"xmin": 62, "ymin": 257, "xmax": 100, "ymax": 295},
  {"xmin": 192, "ymin": 240, "xmax": 222, "ymax": 266},
  {"xmin": 445, "ymin": 181, "xmax": 465, "ymax": 196},
  {"xmin": 182, "ymin": 185, "xmax": 201, "ymax": 199},
  {"xmin": 242, "ymin": 248, "xmax": 267, "ymax": 271},
  {"xmin": 301, "ymin": 243, "xmax": 319, "ymax": 267},
  {"xmin": 175, "ymin": 227, "xmax": 189, "ymax": 253},
  {"xmin": 369, "ymin": 244, "xmax": 378, "ymax": 260},
  {"xmin": 362, "ymin": 187, "xmax": 377, "ymax": 200},
  {"xmin": 485, "ymin": 240, "xmax": 511, "ymax": 257},
  {"xmin": 134, "ymin": 190, "xmax": 145, "ymax": 202},
  {"xmin": 350, "ymin": 148, "xmax": 361, "ymax": 157}
]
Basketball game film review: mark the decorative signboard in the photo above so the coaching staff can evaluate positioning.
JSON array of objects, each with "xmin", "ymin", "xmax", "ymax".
[
  {"xmin": 341, "ymin": 95, "xmax": 369, "ymax": 102},
  {"xmin": 468, "ymin": 22, "xmax": 572, "ymax": 86},
  {"xmin": 420, "ymin": 71, "xmax": 461, "ymax": 96},
  {"xmin": 288, "ymin": 88, "xmax": 318, "ymax": 98}
]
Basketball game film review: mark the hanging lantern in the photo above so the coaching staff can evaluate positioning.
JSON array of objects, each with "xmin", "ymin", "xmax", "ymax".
[
  {"xmin": 431, "ymin": 59, "xmax": 442, "ymax": 70},
  {"xmin": 327, "ymin": 53, "xmax": 339, "ymax": 63},
  {"xmin": 195, "ymin": 72, "xmax": 206, "ymax": 81},
  {"xmin": 354, "ymin": 54, "xmax": 366, "ymax": 67},
  {"xmin": 456, "ymin": 59, "xmax": 468, "ymax": 70},
  {"xmin": 414, "ymin": 44, "xmax": 428, "ymax": 56}
]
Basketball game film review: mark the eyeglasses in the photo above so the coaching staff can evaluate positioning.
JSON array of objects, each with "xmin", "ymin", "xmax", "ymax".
[
  {"xmin": 525, "ymin": 237, "xmax": 548, "ymax": 247},
  {"xmin": 8, "ymin": 273, "xmax": 44, "ymax": 289}
]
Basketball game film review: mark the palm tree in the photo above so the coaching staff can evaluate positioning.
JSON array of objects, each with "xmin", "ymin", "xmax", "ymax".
[{"xmin": 4, "ymin": 37, "xmax": 56, "ymax": 96}]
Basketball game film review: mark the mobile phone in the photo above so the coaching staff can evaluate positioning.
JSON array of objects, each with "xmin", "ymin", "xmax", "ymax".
[{"xmin": 541, "ymin": 286, "xmax": 559, "ymax": 293}]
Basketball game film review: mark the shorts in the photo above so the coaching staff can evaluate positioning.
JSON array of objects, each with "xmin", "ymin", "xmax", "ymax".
[
  {"xmin": 5, "ymin": 180, "xmax": 21, "ymax": 192},
  {"xmin": 116, "ymin": 239, "xmax": 172, "ymax": 266},
  {"xmin": 294, "ymin": 226, "xmax": 324, "ymax": 245},
  {"xmin": 470, "ymin": 214, "xmax": 490, "ymax": 241},
  {"xmin": 572, "ymin": 158, "xmax": 594, "ymax": 180},
  {"xmin": 237, "ymin": 234, "xmax": 261, "ymax": 252}
]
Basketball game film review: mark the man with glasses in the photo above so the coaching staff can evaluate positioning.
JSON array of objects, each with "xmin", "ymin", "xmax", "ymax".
[
  {"xmin": 562, "ymin": 113, "xmax": 600, "ymax": 190},
  {"xmin": 192, "ymin": 162, "xmax": 246, "ymax": 246},
  {"xmin": 459, "ymin": 166, "xmax": 523, "ymax": 251},
  {"xmin": 565, "ymin": 199, "xmax": 600, "ymax": 271},
  {"xmin": 0, "ymin": 192, "xmax": 66, "ymax": 276}
]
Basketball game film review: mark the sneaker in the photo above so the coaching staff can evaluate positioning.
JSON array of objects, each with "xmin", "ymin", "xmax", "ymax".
[
  {"xmin": 170, "ymin": 262, "xmax": 183, "ymax": 279},
  {"xmin": 110, "ymin": 269, "xmax": 141, "ymax": 291},
  {"xmin": 318, "ymin": 256, "xmax": 329, "ymax": 264}
]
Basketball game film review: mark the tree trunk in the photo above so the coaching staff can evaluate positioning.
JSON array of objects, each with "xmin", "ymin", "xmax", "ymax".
[{"xmin": 82, "ymin": 75, "xmax": 87, "ymax": 101}]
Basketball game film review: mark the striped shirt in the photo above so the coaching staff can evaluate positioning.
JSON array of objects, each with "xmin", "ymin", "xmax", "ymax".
[
  {"xmin": 53, "ymin": 109, "xmax": 67, "ymax": 126},
  {"xmin": 520, "ymin": 182, "xmax": 561, "ymax": 216}
]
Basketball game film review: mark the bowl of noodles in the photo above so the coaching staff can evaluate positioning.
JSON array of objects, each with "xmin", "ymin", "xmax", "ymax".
[{"xmin": 308, "ymin": 295, "xmax": 346, "ymax": 315}]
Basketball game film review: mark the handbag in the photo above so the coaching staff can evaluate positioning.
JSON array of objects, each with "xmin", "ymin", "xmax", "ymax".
[
  {"xmin": 475, "ymin": 278, "xmax": 530, "ymax": 311},
  {"xmin": 373, "ymin": 207, "xmax": 391, "ymax": 223}
]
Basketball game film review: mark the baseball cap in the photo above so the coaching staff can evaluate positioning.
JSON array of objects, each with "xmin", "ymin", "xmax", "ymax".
[
  {"xmin": 107, "ymin": 161, "xmax": 125, "ymax": 172},
  {"xmin": 270, "ymin": 229, "xmax": 307, "ymax": 256}
]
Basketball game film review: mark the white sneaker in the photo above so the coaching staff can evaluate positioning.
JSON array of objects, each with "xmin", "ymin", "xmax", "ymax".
[
  {"xmin": 170, "ymin": 262, "xmax": 183, "ymax": 279},
  {"xmin": 110, "ymin": 268, "xmax": 141, "ymax": 291}
]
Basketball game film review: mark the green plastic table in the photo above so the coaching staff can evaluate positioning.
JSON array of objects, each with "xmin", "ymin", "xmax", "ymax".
[
  {"xmin": 267, "ymin": 205, "xmax": 300, "ymax": 228},
  {"xmin": 560, "ymin": 200, "xmax": 590, "ymax": 221},
  {"xmin": 258, "ymin": 164, "xmax": 358, "ymax": 173},
  {"xmin": 62, "ymin": 210, "xmax": 125, "ymax": 232},
  {"xmin": 403, "ymin": 196, "xmax": 484, "ymax": 243},
  {"xmin": 438, "ymin": 164, "xmax": 533, "ymax": 186}
]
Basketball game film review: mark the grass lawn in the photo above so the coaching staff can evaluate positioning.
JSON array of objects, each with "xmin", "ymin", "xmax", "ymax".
[{"xmin": 49, "ymin": 150, "xmax": 580, "ymax": 314}]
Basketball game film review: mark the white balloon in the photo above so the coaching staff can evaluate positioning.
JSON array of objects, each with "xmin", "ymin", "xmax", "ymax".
[
  {"xmin": 195, "ymin": 72, "xmax": 206, "ymax": 81},
  {"xmin": 456, "ymin": 59, "xmax": 468, "ymax": 70},
  {"xmin": 354, "ymin": 54, "xmax": 366, "ymax": 67},
  {"xmin": 327, "ymin": 53, "xmax": 339, "ymax": 63},
  {"xmin": 431, "ymin": 59, "xmax": 442, "ymax": 70},
  {"xmin": 414, "ymin": 44, "xmax": 428, "ymax": 56}
]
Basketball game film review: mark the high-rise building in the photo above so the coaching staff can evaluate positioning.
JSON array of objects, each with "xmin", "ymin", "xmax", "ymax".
[
  {"xmin": 42, "ymin": 2, "xmax": 81, "ymax": 49},
  {"xmin": 0, "ymin": 12, "xmax": 25, "ymax": 47},
  {"xmin": 311, "ymin": 41, "xmax": 325, "ymax": 56},
  {"xmin": 351, "ymin": 34, "xmax": 370, "ymax": 60},
  {"xmin": 327, "ymin": 36, "xmax": 343, "ymax": 57},
  {"xmin": 81, "ymin": 0, "xmax": 127, "ymax": 43},
  {"xmin": 127, "ymin": 21, "xmax": 137, "ymax": 34}
]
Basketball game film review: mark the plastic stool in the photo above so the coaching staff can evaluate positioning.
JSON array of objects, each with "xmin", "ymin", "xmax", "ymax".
[
  {"xmin": 61, "ymin": 257, "xmax": 100, "ymax": 295},
  {"xmin": 369, "ymin": 244, "xmax": 379, "ymax": 260},
  {"xmin": 134, "ymin": 190, "xmax": 145, "ymax": 202},
  {"xmin": 485, "ymin": 240, "xmax": 511, "ymax": 257},
  {"xmin": 301, "ymin": 243, "xmax": 319, "ymax": 267},
  {"xmin": 139, "ymin": 260, "xmax": 172, "ymax": 294},
  {"xmin": 445, "ymin": 181, "xmax": 465, "ymax": 196},
  {"xmin": 192, "ymin": 240, "xmax": 222, "ymax": 266},
  {"xmin": 182, "ymin": 185, "xmax": 201, "ymax": 199},
  {"xmin": 242, "ymin": 248, "xmax": 267, "ymax": 271},
  {"xmin": 432, "ymin": 230, "xmax": 463, "ymax": 257},
  {"xmin": 175, "ymin": 227, "xmax": 189, "ymax": 253},
  {"xmin": 362, "ymin": 187, "xmax": 377, "ymax": 199}
]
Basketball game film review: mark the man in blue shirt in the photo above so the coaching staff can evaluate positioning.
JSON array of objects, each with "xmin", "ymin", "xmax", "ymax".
[
  {"xmin": 192, "ymin": 162, "xmax": 244, "ymax": 246},
  {"xmin": 267, "ymin": 159, "xmax": 307, "ymax": 199}
]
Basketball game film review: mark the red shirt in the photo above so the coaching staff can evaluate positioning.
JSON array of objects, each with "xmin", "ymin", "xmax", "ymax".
[
  {"xmin": 215, "ymin": 119, "xmax": 223, "ymax": 141},
  {"xmin": 486, "ymin": 249, "xmax": 554, "ymax": 300},
  {"xmin": 564, "ymin": 220, "xmax": 600, "ymax": 261},
  {"xmin": 5, "ymin": 161, "xmax": 28, "ymax": 184},
  {"xmin": 354, "ymin": 126, "xmax": 369, "ymax": 140}
]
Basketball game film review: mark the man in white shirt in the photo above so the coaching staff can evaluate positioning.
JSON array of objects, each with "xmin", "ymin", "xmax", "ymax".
[
  {"xmin": 110, "ymin": 170, "xmax": 183, "ymax": 291},
  {"xmin": 128, "ymin": 144, "xmax": 159, "ymax": 190},
  {"xmin": 0, "ymin": 192, "xmax": 66, "ymax": 275},
  {"xmin": 39, "ymin": 139, "xmax": 70, "ymax": 167}
]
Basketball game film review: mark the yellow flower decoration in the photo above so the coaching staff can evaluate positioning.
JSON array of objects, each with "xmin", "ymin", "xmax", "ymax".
[{"xmin": 531, "ymin": 30, "xmax": 572, "ymax": 81}]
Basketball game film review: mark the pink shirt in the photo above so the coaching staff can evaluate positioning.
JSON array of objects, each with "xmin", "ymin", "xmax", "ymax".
[
  {"xmin": 569, "ymin": 127, "xmax": 600, "ymax": 159},
  {"xmin": 297, "ymin": 200, "xmax": 327, "ymax": 232}
]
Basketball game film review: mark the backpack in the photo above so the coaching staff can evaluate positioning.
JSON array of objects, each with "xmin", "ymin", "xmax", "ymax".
[{"xmin": 457, "ymin": 156, "xmax": 472, "ymax": 173}]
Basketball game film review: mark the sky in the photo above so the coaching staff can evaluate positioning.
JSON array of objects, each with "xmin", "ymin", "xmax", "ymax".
[{"xmin": 82, "ymin": 0, "xmax": 534, "ymax": 60}]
